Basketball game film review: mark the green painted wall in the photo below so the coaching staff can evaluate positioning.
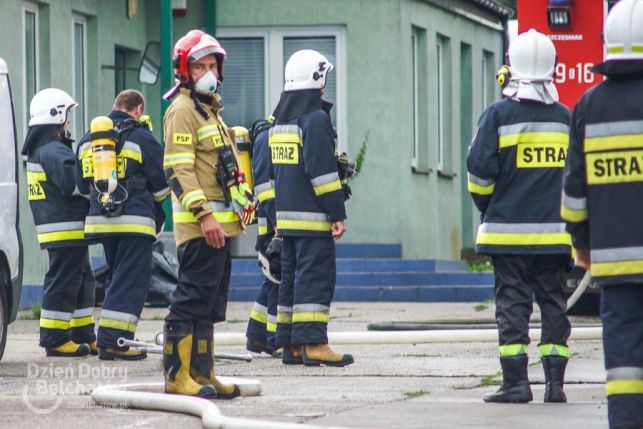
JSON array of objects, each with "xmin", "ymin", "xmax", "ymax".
[{"xmin": 0, "ymin": 0, "xmax": 504, "ymax": 289}]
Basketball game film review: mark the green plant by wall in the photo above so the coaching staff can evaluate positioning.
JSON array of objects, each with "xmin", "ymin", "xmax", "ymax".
[
  {"xmin": 468, "ymin": 261, "xmax": 493, "ymax": 272},
  {"xmin": 353, "ymin": 130, "xmax": 369, "ymax": 177}
]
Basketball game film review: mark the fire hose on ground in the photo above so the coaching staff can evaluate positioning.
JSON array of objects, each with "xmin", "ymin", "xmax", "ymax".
[{"xmin": 94, "ymin": 272, "xmax": 597, "ymax": 428}]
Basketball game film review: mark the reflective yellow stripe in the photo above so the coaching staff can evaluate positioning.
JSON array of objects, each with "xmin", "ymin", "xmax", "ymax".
[
  {"xmin": 277, "ymin": 313, "xmax": 293, "ymax": 324},
  {"xmin": 173, "ymin": 211, "xmax": 239, "ymax": 224},
  {"xmin": 477, "ymin": 232, "xmax": 571, "ymax": 246},
  {"xmin": 277, "ymin": 219, "xmax": 332, "ymax": 232},
  {"xmin": 258, "ymin": 224, "xmax": 268, "ymax": 235},
  {"xmin": 120, "ymin": 148, "xmax": 142, "ymax": 163},
  {"xmin": 250, "ymin": 309, "xmax": 268, "ymax": 324},
  {"xmin": 70, "ymin": 316, "xmax": 95, "ymax": 328},
  {"xmin": 267, "ymin": 322, "xmax": 277, "ymax": 333},
  {"xmin": 499, "ymin": 344, "xmax": 528, "ymax": 357},
  {"xmin": 40, "ymin": 318, "xmax": 71, "ymax": 330},
  {"xmin": 181, "ymin": 189, "xmax": 206, "ymax": 208},
  {"xmin": 499, "ymin": 132, "xmax": 568, "ymax": 149},
  {"xmin": 561, "ymin": 205, "xmax": 588, "ymax": 222},
  {"xmin": 592, "ymin": 260, "xmax": 643, "ymax": 277},
  {"xmin": 257, "ymin": 188, "xmax": 275, "ymax": 203},
  {"xmin": 292, "ymin": 312, "xmax": 330, "ymax": 323},
  {"xmin": 585, "ymin": 134, "xmax": 643, "ymax": 153},
  {"xmin": 37, "ymin": 230, "xmax": 85, "ymax": 243},
  {"xmin": 85, "ymin": 223, "xmax": 156, "ymax": 236},
  {"xmin": 99, "ymin": 318, "xmax": 138, "ymax": 333},
  {"xmin": 163, "ymin": 152, "xmax": 195, "ymax": 167},
  {"xmin": 197, "ymin": 124, "xmax": 219, "ymax": 140},
  {"xmin": 606, "ymin": 380, "xmax": 643, "ymax": 395},
  {"xmin": 468, "ymin": 181, "xmax": 495, "ymax": 195},
  {"xmin": 270, "ymin": 133, "xmax": 302, "ymax": 145},
  {"xmin": 313, "ymin": 180, "xmax": 342, "ymax": 196},
  {"xmin": 538, "ymin": 344, "xmax": 569, "ymax": 357}
]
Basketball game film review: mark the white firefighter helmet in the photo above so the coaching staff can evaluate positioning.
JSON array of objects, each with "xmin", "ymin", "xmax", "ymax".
[
  {"xmin": 604, "ymin": 0, "xmax": 643, "ymax": 61},
  {"xmin": 507, "ymin": 29, "xmax": 557, "ymax": 81},
  {"xmin": 29, "ymin": 88, "xmax": 78, "ymax": 127},
  {"xmin": 284, "ymin": 49, "xmax": 334, "ymax": 92}
]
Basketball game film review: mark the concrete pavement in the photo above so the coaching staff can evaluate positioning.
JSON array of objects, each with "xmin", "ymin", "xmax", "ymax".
[{"xmin": 0, "ymin": 303, "xmax": 608, "ymax": 428}]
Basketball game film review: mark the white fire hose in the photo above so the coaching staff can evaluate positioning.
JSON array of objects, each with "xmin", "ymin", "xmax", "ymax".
[{"xmin": 567, "ymin": 271, "xmax": 592, "ymax": 311}]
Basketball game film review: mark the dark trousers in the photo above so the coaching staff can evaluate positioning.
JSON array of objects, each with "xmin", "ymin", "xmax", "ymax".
[
  {"xmin": 276, "ymin": 236, "xmax": 336, "ymax": 347},
  {"xmin": 165, "ymin": 238, "xmax": 231, "ymax": 327},
  {"xmin": 491, "ymin": 254, "xmax": 571, "ymax": 352},
  {"xmin": 601, "ymin": 284, "xmax": 643, "ymax": 429},
  {"xmin": 40, "ymin": 246, "xmax": 96, "ymax": 348},
  {"xmin": 246, "ymin": 277, "xmax": 279, "ymax": 351},
  {"xmin": 97, "ymin": 236, "xmax": 153, "ymax": 348}
]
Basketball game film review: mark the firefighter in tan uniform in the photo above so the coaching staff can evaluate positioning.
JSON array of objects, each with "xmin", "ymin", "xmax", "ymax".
[{"xmin": 162, "ymin": 30, "xmax": 255, "ymax": 398}]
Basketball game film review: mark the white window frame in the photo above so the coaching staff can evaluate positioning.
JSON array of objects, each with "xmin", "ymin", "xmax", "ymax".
[
  {"xmin": 23, "ymin": 1, "xmax": 39, "ymax": 129},
  {"xmin": 436, "ymin": 41, "xmax": 444, "ymax": 172},
  {"xmin": 72, "ymin": 14, "xmax": 88, "ymax": 142},
  {"xmin": 217, "ymin": 26, "xmax": 348, "ymax": 152},
  {"xmin": 411, "ymin": 32, "xmax": 419, "ymax": 169}
]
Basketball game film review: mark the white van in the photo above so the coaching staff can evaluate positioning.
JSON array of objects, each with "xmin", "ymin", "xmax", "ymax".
[{"xmin": 0, "ymin": 58, "xmax": 23, "ymax": 360}]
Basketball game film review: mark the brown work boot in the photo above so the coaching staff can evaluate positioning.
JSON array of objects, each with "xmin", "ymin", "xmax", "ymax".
[
  {"xmin": 282, "ymin": 345, "xmax": 303, "ymax": 365},
  {"xmin": 98, "ymin": 346, "xmax": 147, "ymax": 361},
  {"xmin": 302, "ymin": 344, "xmax": 354, "ymax": 367},
  {"xmin": 89, "ymin": 341, "xmax": 98, "ymax": 356},
  {"xmin": 45, "ymin": 341, "xmax": 90, "ymax": 357},
  {"xmin": 190, "ymin": 324, "xmax": 240, "ymax": 399}
]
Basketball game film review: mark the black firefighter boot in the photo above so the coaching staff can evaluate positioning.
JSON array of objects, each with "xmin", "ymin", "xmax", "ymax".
[
  {"xmin": 163, "ymin": 322, "xmax": 217, "ymax": 398},
  {"xmin": 190, "ymin": 322, "xmax": 241, "ymax": 399},
  {"xmin": 542, "ymin": 356, "xmax": 568, "ymax": 403},
  {"xmin": 483, "ymin": 355, "xmax": 533, "ymax": 403}
]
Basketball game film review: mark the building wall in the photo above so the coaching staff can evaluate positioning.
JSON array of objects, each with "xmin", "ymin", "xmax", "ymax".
[{"xmin": 0, "ymin": 0, "xmax": 504, "ymax": 293}]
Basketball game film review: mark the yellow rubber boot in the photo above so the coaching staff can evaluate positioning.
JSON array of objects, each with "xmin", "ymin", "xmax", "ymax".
[
  {"xmin": 191, "ymin": 324, "xmax": 240, "ymax": 399},
  {"xmin": 45, "ymin": 341, "xmax": 90, "ymax": 357},
  {"xmin": 98, "ymin": 346, "xmax": 147, "ymax": 361},
  {"xmin": 302, "ymin": 344, "xmax": 354, "ymax": 367},
  {"xmin": 164, "ymin": 328, "xmax": 217, "ymax": 398},
  {"xmin": 282, "ymin": 345, "xmax": 303, "ymax": 365}
]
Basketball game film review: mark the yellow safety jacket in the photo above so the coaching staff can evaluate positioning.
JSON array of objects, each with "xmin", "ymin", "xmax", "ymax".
[{"xmin": 163, "ymin": 89, "xmax": 243, "ymax": 246}]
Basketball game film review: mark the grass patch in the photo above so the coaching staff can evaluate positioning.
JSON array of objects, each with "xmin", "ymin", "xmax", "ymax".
[
  {"xmin": 226, "ymin": 319, "xmax": 246, "ymax": 324},
  {"xmin": 480, "ymin": 371, "xmax": 502, "ymax": 386},
  {"xmin": 474, "ymin": 304, "xmax": 488, "ymax": 312},
  {"xmin": 404, "ymin": 390, "xmax": 429, "ymax": 398},
  {"xmin": 468, "ymin": 262, "xmax": 493, "ymax": 272},
  {"xmin": 31, "ymin": 304, "xmax": 41, "ymax": 319}
]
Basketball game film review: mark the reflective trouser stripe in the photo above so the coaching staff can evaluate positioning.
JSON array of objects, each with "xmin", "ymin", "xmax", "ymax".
[
  {"xmin": 250, "ymin": 303, "xmax": 268, "ymax": 324},
  {"xmin": 277, "ymin": 305, "xmax": 293, "ymax": 324},
  {"xmin": 499, "ymin": 343, "xmax": 528, "ymax": 357},
  {"xmin": 40, "ymin": 309, "xmax": 72, "ymax": 330},
  {"xmin": 99, "ymin": 310, "xmax": 138, "ymax": 333},
  {"xmin": 267, "ymin": 315, "xmax": 277, "ymax": 333},
  {"xmin": 538, "ymin": 344, "xmax": 569, "ymax": 357},
  {"xmin": 70, "ymin": 316, "xmax": 95, "ymax": 328},
  {"xmin": 606, "ymin": 367, "xmax": 643, "ymax": 396},
  {"xmin": 293, "ymin": 304, "xmax": 330, "ymax": 323}
]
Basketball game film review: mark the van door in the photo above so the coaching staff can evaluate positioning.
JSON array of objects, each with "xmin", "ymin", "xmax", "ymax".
[{"xmin": 0, "ymin": 58, "xmax": 23, "ymax": 320}]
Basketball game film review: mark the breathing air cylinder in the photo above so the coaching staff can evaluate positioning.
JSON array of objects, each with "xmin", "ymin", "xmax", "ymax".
[
  {"xmin": 232, "ymin": 126, "xmax": 254, "ymax": 192},
  {"xmin": 90, "ymin": 116, "xmax": 117, "ymax": 199}
]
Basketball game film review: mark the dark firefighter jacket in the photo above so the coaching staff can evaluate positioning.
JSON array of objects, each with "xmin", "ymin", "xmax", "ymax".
[
  {"xmin": 25, "ymin": 125, "xmax": 89, "ymax": 249},
  {"xmin": 562, "ymin": 60, "xmax": 643, "ymax": 287},
  {"xmin": 269, "ymin": 90, "xmax": 346, "ymax": 237},
  {"xmin": 75, "ymin": 110, "xmax": 169, "ymax": 239},
  {"xmin": 467, "ymin": 97, "xmax": 572, "ymax": 255}
]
